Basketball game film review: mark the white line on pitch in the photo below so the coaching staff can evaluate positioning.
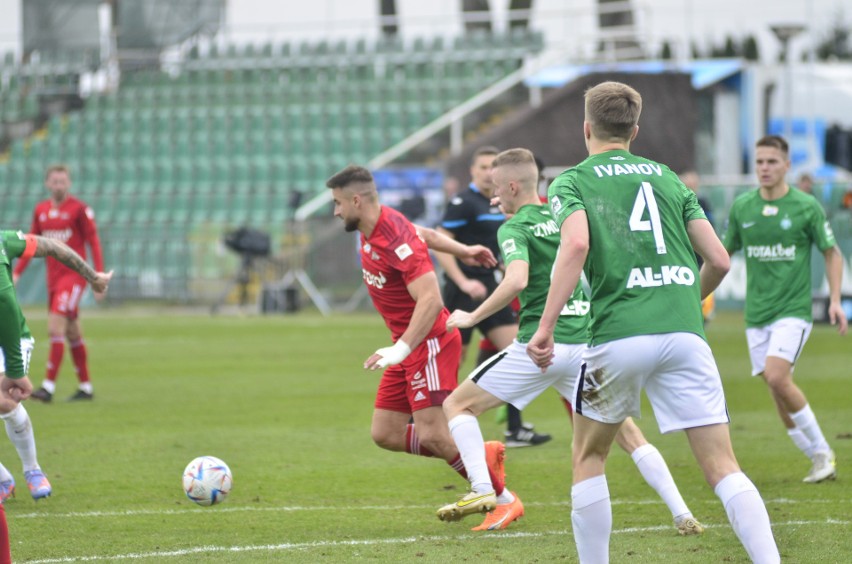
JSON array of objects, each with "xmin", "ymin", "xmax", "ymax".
[
  {"xmin": 18, "ymin": 519, "xmax": 852, "ymax": 563},
  {"xmin": 9, "ymin": 497, "xmax": 849, "ymax": 520}
]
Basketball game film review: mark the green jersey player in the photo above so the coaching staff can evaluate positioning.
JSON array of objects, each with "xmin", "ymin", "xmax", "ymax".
[
  {"xmin": 437, "ymin": 148, "xmax": 703, "ymax": 536},
  {"xmin": 528, "ymin": 81, "xmax": 778, "ymax": 563},
  {"xmin": 724, "ymin": 134, "xmax": 847, "ymax": 484},
  {"xmin": 0, "ymin": 230, "xmax": 112, "ymax": 503}
]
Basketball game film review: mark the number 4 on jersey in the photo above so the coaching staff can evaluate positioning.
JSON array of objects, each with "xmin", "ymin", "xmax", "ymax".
[{"xmin": 629, "ymin": 182, "xmax": 667, "ymax": 254}]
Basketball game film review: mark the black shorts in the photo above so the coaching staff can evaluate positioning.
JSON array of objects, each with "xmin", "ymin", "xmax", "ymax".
[{"xmin": 443, "ymin": 275, "xmax": 517, "ymax": 345}]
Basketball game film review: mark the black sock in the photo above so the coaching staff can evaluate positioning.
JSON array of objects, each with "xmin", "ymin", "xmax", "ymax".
[{"xmin": 507, "ymin": 404, "xmax": 522, "ymax": 433}]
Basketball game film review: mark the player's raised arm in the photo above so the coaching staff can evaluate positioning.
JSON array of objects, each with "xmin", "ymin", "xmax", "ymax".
[
  {"xmin": 31, "ymin": 236, "xmax": 113, "ymax": 294},
  {"xmin": 431, "ymin": 231, "xmax": 488, "ymax": 300},
  {"xmin": 415, "ymin": 225, "xmax": 497, "ymax": 268},
  {"xmin": 447, "ymin": 259, "xmax": 527, "ymax": 330}
]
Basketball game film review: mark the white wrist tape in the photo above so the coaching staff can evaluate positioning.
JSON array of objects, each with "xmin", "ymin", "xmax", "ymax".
[{"xmin": 375, "ymin": 340, "xmax": 412, "ymax": 368}]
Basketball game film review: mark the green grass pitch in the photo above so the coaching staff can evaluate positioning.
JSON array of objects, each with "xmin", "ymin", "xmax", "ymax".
[{"xmin": 4, "ymin": 308, "xmax": 850, "ymax": 562}]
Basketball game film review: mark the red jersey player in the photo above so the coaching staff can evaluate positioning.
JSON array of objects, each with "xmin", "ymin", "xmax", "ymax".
[
  {"xmin": 326, "ymin": 165, "xmax": 510, "ymax": 523},
  {"xmin": 13, "ymin": 165, "xmax": 105, "ymax": 402}
]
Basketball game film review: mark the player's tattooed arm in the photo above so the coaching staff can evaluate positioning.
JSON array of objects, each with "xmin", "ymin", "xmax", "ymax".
[{"xmin": 32, "ymin": 236, "xmax": 113, "ymax": 293}]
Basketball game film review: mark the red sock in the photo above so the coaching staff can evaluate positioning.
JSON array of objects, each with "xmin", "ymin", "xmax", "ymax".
[
  {"xmin": 46, "ymin": 337, "xmax": 65, "ymax": 381},
  {"xmin": 405, "ymin": 424, "xmax": 436, "ymax": 457},
  {"xmin": 406, "ymin": 424, "xmax": 504, "ymax": 495},
  {"xmin": 70, "ymin": 339, "xmax": 90, "ymax": 383},
  {"xmin": 0, "ymin": 503, "xmax": 11, "ymax": 564}
]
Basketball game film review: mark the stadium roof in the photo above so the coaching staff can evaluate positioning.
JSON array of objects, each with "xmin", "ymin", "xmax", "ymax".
[{"xmin": 525, "ymin": 58, "xmax": 744, "ymax": 90}]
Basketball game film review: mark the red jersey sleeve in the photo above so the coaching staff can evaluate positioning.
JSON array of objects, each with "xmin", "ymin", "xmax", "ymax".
[
  {"xmin": 78, "ymin": 204, "xmax": 104, "ymax": 271},
  {"xmin": 386, "ymin": 220, "xmax": 435, "ymax": 287}
]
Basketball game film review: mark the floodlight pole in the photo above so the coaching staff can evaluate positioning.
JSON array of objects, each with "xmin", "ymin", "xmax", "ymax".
[{"xmin": 770, "ymin": 24, "xmax": 806, "ymax": 143}]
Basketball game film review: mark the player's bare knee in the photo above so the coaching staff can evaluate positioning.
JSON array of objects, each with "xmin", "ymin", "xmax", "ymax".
[
  {"xmin": 370, "ymin": 426, "xmax": 401, "ymax": 452},
  {"xmin": 762, "ymin": 370, "xmax": 792, "ymax": 394},
  {"xmin": 442, "ymin": 394, "xmax": 462, "ymax": 420},
  {"xmin": 416, "ymin": 426, "xmax": 453, "ymax": 455},
  {"xmin": 614, "ymin": 419, "xmax": 647, "ymax": 453},
  {"xmin": 573, "ymin": 440, "xmax": 612, "ymax": 468}
]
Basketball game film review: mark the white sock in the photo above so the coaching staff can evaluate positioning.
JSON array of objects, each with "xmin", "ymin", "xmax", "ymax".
[
  {"xmin": 631, "ymin": 443, "xmax": 691, "ymax": 520},
  {"xmin": 41, "ymin": 380, "xmax": 56, "ymax": 394},
  {"xmin": 497, "ymin": 489, "xmax": 515, "ymax": 504},
  {"xmin": 447, "ymin": 414, "xmax": 492, "ymax": 494},
  {"xmin": 1, "ymin": 403, "xmax": 39, "ymax": 472},
  {"xmin": 786, "ymin": 428, "xmax": 815, "ymax": 459},
  {"xmin": 0, "ymin": 462, "xmax": 12, "ymax": 483},
  {"xmin": 714, "ymin": 472, "xmax": 780, "ymax": 564},
  {"xmin": 789, "ymin": 404, "xmax": 830, "ymax": 455},
  {"xmin": 572, "ymin": 475, "xmax": 611, "ymax": 564},
  {"xmin": 79, "ymin": 381, "xmax": 94, "ymax": 394}
]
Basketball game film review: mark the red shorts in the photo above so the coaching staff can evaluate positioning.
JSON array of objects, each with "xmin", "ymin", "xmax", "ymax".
[
  {"xmin": 48, "ymin": 281, "xmax": 85, "ymax": 319},
  {"xmin": 374, "ymin": 328, "xmax": 462, "ymax": 414}
]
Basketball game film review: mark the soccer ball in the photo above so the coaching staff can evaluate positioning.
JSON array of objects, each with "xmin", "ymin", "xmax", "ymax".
[{"xmin": 182, "ymin": 456, "xmax": 233, "ymax": 506}]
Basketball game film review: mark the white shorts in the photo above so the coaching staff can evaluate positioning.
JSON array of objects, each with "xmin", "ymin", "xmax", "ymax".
[
  {"xmin": 468, "ymin": 340, "xmax": 584, "ymax": 410},
  {"xmin": 0, "ymin": 337, "xmax": 35, "ymax": 376},
  {"xmin": 745, "ymin": 317, "xmax": 812, "ymax": 376},
  {"xmin": 576, "ymin": 333, "xmax": 729, "ymax": 434}
]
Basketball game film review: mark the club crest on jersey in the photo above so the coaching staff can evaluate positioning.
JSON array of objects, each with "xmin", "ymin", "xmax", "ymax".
[
  {"xmin": 780, "ymin": 215, "xmax": 792, "ymax": 230},
  {"xmin": 550, "ymin": 195, "xmax": 562, "ymax": 215},
  {"xmin": 363, "ymin": 243, "xmax": 371, "ymax": 253},
  {"xmin": 394, "ymin": 243, "xmax": 413, "ymax": 261},
  {"xmin": 761, "ymin": 205, "xmax": 779, "ymax": 217}
]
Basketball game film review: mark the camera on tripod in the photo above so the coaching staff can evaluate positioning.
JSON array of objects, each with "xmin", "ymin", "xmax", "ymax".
[{"xmin": 223, "ymin": 227, "xmax": 271, "ymax": 258}]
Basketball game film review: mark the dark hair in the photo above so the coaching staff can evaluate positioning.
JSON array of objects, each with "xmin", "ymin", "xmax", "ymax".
[
  {"xmin": 326, "ymin": 165, "xmax": 374, "ymax": 189},
  {"xmin": 756, "ymin": 135, "xmax": 789, "ymax": 155},
  {"xmin": 470, "ymin": 145, "xmax": 500, "ymax": 165}
]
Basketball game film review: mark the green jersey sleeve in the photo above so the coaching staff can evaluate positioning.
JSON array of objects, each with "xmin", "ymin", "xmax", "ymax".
[
  {"xmin": 807, "ymin": 198, "xmax": 837, "ymax": 251},
  {"xmin": 497, "ymin": 221, "xmax": 530, "ymax": 266},
  {"xmin": 1, "ymin": 230, "xmax": 29, "ymax": 291},
  {"xmin": 547, "ymin": 169, "xmax": 583, "ymax": 228}
]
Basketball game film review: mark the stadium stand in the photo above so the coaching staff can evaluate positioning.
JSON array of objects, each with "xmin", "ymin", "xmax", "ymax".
[{"xmin": 0, "ymin": 31, "xmax": 544, "ymax": 301}]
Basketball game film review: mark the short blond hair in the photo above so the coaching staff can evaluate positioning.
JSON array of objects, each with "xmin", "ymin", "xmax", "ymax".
[
  {"xmin": 584, "ymin": 81, "xmax": 642, "ymax": 142},
  {"xmin": 492, "ymin": 148, "xmax": 539, "ymax": 192}
]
